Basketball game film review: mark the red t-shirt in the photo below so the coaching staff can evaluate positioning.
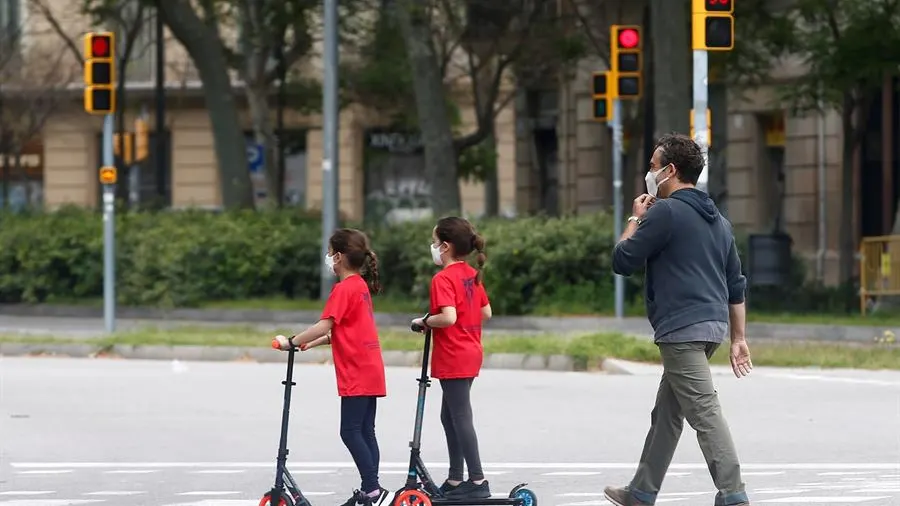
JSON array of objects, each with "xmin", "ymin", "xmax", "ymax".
[
  {"xmin": 429, "ymin": 262, "xmax": 489, "ymax": 379},
  {"xmin": 320, "ymin": 274, "xmax": 387, "ymax": 397}
]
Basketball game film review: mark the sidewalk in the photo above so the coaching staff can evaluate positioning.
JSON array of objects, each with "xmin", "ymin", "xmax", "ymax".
[{"xmin": 0, "ymin": 303, "xmax": 894, "ymax": 343}]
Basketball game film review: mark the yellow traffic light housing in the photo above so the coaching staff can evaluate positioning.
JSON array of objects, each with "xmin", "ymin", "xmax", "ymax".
[
  {"xmin": 83, "ymin": 32, "xmax": 116, "ymax": 114},
  {"xmin": 692, "ymin": 0, "xmax": 734, "ymax": 51},
  {"xmin": 591, "ymin": 71, "xmax": 611, "ymax": 122},
  {"xmin": 134, "ymin": 118, "xmax": 149, "ymax": 161},
  {"xmin": 610, "ymin": 25, "xmax": 642, "ymax": 100}
]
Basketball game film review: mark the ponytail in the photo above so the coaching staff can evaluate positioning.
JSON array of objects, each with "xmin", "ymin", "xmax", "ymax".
[
  {"xmin": 472, "ymin": 233, "xmax": 486, "ymax": 285},
  {"xmin": 364, "ymin": 250, "xmax": 382, "ymax": 294}
]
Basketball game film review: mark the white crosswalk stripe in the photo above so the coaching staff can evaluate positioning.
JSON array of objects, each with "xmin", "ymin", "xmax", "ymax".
[{"xmin": 2, "ymin": 461, "xmax": 898, "ymax": 505}]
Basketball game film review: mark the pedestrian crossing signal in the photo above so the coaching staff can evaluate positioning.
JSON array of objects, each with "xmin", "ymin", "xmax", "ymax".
[
  {"xmin": 83, "ymin": 32, "xmax": 116, "ymax": 114},
  {"xmin": 692, "ymin": 0, "xmax": 734, "ymax": 51},
  {"xmin": 591, "ymin": 71, "xmax": 611, "ymax": 122}
]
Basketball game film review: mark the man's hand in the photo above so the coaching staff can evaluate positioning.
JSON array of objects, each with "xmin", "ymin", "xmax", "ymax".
[
  {"xmin": 632, "ymin": 194, "xmax": 656, "ymax": 219},
  {"xmin": 729, "ymin": 339, "xmax": 752, "ymax": 378}
]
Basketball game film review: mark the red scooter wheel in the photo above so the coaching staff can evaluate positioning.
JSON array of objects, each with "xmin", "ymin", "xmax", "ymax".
[
  {"xmin": 394, "ymin": 489, "xmax": 432, "ymax": 506},
  {"xmin": 259, "ymin": 493, "xmax": 291, "ymax": 506}
]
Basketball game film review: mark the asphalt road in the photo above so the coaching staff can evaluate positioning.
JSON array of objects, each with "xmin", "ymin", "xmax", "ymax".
[{"xmin": 1, "ymin": 357, "xmax": 898, "ymax": 505}]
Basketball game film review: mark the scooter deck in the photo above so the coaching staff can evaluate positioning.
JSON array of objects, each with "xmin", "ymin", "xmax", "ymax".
[{"xmin": 429, "ymin": 497, "xmax": 524, "ymax": 506}]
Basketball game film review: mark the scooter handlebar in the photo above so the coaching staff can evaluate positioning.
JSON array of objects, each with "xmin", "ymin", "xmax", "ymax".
[
  {"xmin": 271, "ymin": 339, "xmax": 281, "ymax": 349},
  {"xmin": 411, "ymin": 313, "xmax": 430, "ymax": 333}
]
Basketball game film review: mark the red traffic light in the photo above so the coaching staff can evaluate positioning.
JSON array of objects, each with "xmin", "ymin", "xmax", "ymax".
[
  {"xmin": 618, "ymin": 28, "xmax": 640, "ymax": 49},
  {"xmin": 91, "ymin": 35, "xmax": 111, "ymax": 57},
  {"xmin": 705, "ymin": 0, "xmax": 732, "ymax": 11}
]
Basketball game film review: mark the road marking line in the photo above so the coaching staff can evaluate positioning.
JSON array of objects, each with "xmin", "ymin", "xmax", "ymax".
[
  {"xmin": 851, "ymin": 488, "xmax": 900, "ymax": 493},
  {"xmin": 176, "ymin": 491, "xmax": 241, "ymax": 496},
  {"xmin": 103, "ymin": 470, "xmax": 158, "ymax": 474},
  {"xmin": 543, "ymin": 472, "xmax": 602, "ymax": 476},
  {"xmin": 0, "ymin": 501, "xmax": 104, "ymax": 505},
  {"xmin": 742, "ymin": 472, "xmax": 785, "ymax": 476},
  {"xmin": 11, "ymin": 462, "xmax": 900, "ymax": 471},
  {"xmin": 83, "ymin": 491, "xmax": 146, "ymax": 496},
  {"xmin": 15, "ymin": 470, "xmax": 73, "ymax": 475},
  {"xmin": 189, "ymin": 470, "xmax": 246, "ymax": 474},
  {"xmin": 0, "ymin": 492, "xmax": 55, "ymax": 496},
  {"xmin": 818, "ymin": 471, "xmax": 875, "ymax": 476},
  {"xmin": 757, "ymin": 497, "xmax": 891, "ymax": 503},
  {"xmin": 760, "ymin": 373, "xmax": 900, "ymax": 387}
]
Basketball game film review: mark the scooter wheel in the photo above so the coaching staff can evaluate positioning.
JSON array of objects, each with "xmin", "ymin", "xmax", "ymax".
[
  {"xmin": 394, "ymin": 489, "xmax": 432, "ymax": 506},
  {"xmin": 259, "ymin": 493, "xmax": 294, "ymax": 506},
  {"xmin": 509, "ymin": 487, "xmax": 537, "ymax": 506}
]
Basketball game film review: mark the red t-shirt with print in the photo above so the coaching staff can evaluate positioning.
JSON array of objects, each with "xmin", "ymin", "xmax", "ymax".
[
  {"xmin": 429, "ymin": 262, "xmax": 489, "ymax": 379},
  {"xmin": 320, "ymin": 274, "xmax": 387, "ymax": 397}
]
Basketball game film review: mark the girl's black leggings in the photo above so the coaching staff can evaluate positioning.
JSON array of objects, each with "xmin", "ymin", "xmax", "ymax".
[
  {"xmin": 439, "ymin": 378, "xmax": 484, "ymax": 481},
  {"xmin": 340, "ymin": 396, "xmax": 381, "ymax": 493}
]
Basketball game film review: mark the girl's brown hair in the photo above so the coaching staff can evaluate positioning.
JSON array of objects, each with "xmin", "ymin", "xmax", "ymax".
[
  {"xmin": 329, "ymin": 228, "xmax": 382, "ymax": 294},
  {"xmin": 435, "ymin": 216, "xmax": 486, "ymax": 284}
]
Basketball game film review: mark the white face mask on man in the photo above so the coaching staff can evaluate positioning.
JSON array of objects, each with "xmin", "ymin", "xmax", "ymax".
[{"xmin": 645, "ymin": 164, "xmax": 671, "ymax": 197}]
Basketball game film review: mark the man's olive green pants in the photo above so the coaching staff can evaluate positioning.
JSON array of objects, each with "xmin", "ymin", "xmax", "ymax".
[{"xmin": 628, "ymin": 342, "xmax": 749, "ymax": 506}]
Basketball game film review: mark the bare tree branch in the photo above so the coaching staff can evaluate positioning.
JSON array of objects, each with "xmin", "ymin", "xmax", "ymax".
[{"xmin": 27, "ymin": 0, "xmax": 83, "ymax": 64}]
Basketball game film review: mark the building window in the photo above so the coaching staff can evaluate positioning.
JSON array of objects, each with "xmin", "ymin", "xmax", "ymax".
[{"xmin": 0, "ymin": 137, "xmax": 43, "ymax": 211}]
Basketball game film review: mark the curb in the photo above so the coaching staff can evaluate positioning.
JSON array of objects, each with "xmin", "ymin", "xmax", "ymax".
[
  {"xmin": 1, "ymin": 303, "xmax": 897, "ymax": 343},
  {"xmin": 0, "ymin": 342, "xmax": 634, "ymax": 374}
]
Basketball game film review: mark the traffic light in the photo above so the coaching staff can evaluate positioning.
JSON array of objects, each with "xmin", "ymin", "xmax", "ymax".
[
  {"xmin": 113, "ymin": 133, "xmax": 134, "ymax": 164},
  {"xmin": 610, "ymin": 25, "xmax": 642, "ymax": 99},
  {"xmin": 135, "ymin": 118, "xmax": 149, "ymax": 161},
  {"xmin": 591, "ymin": 71, "xmax": 611, "ymax": 122},
  {"xmin": 692, "ymin": 0, "xmax": 734, "ymax": 51},
  {"xmin": 83, "ymin": 32, "xmax": 116, "ymax": 114}
]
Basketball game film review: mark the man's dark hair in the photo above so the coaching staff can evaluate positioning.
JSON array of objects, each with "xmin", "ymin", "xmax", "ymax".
[{"xmin": 654, "ymin": 133, "xmax": 704, "ymax": 185}]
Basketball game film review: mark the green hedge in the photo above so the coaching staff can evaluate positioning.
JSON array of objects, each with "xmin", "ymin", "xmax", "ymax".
[{"xmin": 0, "ymin": 207, "xmax": 854, "ymax": 314}]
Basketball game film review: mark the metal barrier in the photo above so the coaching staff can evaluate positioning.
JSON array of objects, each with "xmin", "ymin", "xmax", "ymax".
[{"xmin": 859, "ymin": 235, "xmax": 900, "ymax": 315}]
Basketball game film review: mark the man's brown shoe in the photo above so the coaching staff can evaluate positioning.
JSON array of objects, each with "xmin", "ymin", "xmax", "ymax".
[{"xmin": 603, "ymin": 487, "xmax": 652, "ymax": 506}]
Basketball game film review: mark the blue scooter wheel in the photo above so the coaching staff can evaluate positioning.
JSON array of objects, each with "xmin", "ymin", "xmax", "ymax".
[{"xmin": 509, "ymin": 487, "xmax": 537, "ymax": 506}]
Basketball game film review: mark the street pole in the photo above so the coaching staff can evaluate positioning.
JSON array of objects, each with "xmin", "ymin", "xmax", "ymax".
[
  {"xmin": 319, "ymin": 0, "xmax": 339, "ymax": 299},
  {"xmin": 155, "ymin": 6, "xmax": 166, "ymax": 204},
  {"xmin": 693, "ymin": 49, "xmax": 709, "ymax": 193},
  {"xmin": 611, "ymin": 98, "xmax": 625, "ymax": 319},
  {"xmin": 102, "ymin": 113, "xmax": 116, "ymax": 333}
]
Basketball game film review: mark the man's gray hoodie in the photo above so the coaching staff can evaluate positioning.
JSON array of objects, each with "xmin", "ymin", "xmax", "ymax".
[{"xmin": 612, "ymin": 188, "xmax": 746, "ymax": 339}]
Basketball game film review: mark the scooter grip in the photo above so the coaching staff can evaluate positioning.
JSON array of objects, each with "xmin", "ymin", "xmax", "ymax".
[
  {"xmin": 411, "ymin": 323, "xmax": 424, "ymax": 332},
  {"xmin": 271, "ymin": 339, "xmax": 281, "ymax": 349}
]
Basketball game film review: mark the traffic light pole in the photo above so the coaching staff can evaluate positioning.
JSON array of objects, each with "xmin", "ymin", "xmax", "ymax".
[
  {"xmin": 693, "ymin": 51, "xmax": 710, "ymax": 193},
  {"xmin": 320, "ymin": 0, "xmax": 339, "ymax": 299},
  {"xmin": 102, "ymin": 113, "xmax": 116, "ymax": 333},
  {"xmin": 610, "ymin": 98, "xmax": 625, "ymax": 319}
]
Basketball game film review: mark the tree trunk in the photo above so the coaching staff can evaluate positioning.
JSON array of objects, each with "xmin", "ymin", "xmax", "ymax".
[
  {"xmin": 649, "ymin": 0, "xmax": 690, "ymax": 136},
  {"xmin": 157, "ymin": 0, "xmax": 254, "ymax": 209},
  {"xmin": 393, "ymin": 0, "xmax": 461, "ymax": 216},
  {"xmin": 838, "ymin": 91, "xmax": 856, "ymax": 284}
]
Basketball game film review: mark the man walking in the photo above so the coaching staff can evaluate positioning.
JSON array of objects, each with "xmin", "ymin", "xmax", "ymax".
[{"xmin": 604, "ymin": 134, "xmax": 753, "ymax": 506}]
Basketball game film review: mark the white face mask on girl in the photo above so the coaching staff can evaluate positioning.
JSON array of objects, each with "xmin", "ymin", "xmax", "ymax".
[
  {"xmin": 430, "ymin": 243, "xmax": 444, "ymax": 266},
  {"xmin": 645, "ymin": 164, "xmax": 671, "ymax": 197},
  {"xmin": 324, "ymin": 253, "xmax": 335, "ymax": 275}
]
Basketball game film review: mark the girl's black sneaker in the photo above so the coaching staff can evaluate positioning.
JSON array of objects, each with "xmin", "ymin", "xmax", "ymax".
[
  {"xmin": 445, "ymin": 480, "xmax": 491, "ymax": 499},
  {"xmin": 439, "ymin": 481, "xmax": 461, "ymax": 495}
]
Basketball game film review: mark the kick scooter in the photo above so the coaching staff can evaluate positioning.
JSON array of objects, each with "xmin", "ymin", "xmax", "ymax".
[
  {"xmin": 259, "ymin": 338, "xmax": 314, "ymax": 506},
  {"xmin": 392, "ymin": 320, "xmax": 538, "ymax": 506}
]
